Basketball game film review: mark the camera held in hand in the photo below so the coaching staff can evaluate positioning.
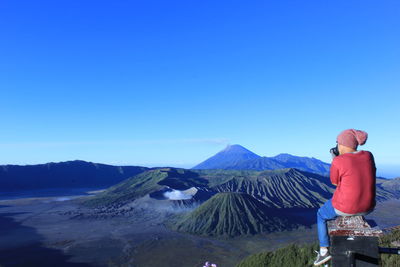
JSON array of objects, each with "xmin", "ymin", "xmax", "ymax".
[{"xmin": 330, "ymin": 145, "xmax": 339, "ymax": 157}]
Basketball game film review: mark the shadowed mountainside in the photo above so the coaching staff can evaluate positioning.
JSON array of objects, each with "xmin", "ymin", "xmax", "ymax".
[{"xmin": 0, "ymin": 160, "xmax": 149, "ymax": 191}]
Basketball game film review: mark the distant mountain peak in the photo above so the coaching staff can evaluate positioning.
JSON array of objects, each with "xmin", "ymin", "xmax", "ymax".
[
  {"xmin": 193, "ymin": 146, "xmax": 331, "ymax": 175},
  {"xmin": 274, "ymin": 153, "xmax": 291, "ymax": 157},
  {"xmin": 192, "ymin": 144, "xmax": 261, "ymax": 170},
  {"xmin": 222, "ymin": 144, "xmax": 255, "ymax": 153}
]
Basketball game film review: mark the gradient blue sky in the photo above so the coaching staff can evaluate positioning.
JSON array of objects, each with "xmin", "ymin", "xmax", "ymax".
[{"xmin": 1, "ymin": 1, "xmax": 399, "ymax": 177}]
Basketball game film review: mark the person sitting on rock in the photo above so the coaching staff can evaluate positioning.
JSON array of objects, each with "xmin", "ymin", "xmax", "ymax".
[{"xmin": 313, "ymin": 129, "xmax": 376, "ymax": 266}]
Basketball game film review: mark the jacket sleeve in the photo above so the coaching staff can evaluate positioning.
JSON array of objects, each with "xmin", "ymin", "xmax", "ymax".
[
  {"xmin": 330, "ymin": 160, "xmax": 340, "ymax": 185},
  {"xmin": 370, "ymin": 152, "xmax": 377, "ymax": 176}
]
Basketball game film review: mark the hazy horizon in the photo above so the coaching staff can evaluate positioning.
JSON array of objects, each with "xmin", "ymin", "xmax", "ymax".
[{"xmin": 1, "ymin": 143, "xmax": 398, "ymax": 178}]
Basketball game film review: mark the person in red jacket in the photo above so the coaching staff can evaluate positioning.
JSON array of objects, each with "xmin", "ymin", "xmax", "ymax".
[{"xmin": 314, "ymin": 129, "xmax": 376, "ymax": 266}]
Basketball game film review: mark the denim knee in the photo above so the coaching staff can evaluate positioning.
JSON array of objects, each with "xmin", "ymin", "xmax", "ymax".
[{"xmin": 317, "ymin": 208, "xmax": 323, "ymax": 219}]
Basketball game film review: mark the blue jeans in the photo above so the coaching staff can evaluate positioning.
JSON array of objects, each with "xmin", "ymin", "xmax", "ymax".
[{"xmin": 317, "ymin": 199, "xmax": 337, "ymax": 247}]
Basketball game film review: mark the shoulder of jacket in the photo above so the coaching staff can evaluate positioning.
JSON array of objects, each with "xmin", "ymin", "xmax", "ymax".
[
  {"xmin": 359, "ymin": 150, "xmax": 373, "ymax": 157},
  {"xmin": 331, "ymin": 156, "xmax": 341, "ymax": 166}
]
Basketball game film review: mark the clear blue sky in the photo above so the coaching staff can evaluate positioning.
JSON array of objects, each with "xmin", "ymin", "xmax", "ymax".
[{"xmin": 1, "ymin": 0, "xmax": 399, "ymax": 177}]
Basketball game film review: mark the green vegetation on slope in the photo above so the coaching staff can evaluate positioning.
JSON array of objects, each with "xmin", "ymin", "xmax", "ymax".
[
  {"xmin": 236, "ymin": 243, "xmax": 318, "ymax": 267},
  {"xmin": 236, "ymin": 226, "xmax": 400, "ymax": 267},
  {"xmin": 169, "ymin": 192, "xmax": 297, "ymax": 237},
  {"xmin": 84, "ymin": 169, "xmax": 168, "ymax": 207},
  {"xmin": 379, "ymin": 226, "xmax": 400, "ymax": 266}
]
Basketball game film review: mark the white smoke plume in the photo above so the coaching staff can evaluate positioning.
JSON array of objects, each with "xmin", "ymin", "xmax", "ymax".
[{"xmin": 163, "ymin": 189, "xmax": 193, "ymax": 200}]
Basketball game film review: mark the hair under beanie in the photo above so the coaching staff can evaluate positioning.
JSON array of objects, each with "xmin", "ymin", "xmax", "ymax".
[{"xmin": 337, "ymin": 129, "xmax": 368, "ymax": 149}]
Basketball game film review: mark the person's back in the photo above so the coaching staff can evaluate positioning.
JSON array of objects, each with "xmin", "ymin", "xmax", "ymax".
[{"xmin": 331, "ymin": 150, "xmax": 376, "ymax": 214}]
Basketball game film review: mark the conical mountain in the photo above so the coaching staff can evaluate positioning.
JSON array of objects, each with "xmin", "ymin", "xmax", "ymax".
[
  {"xmin": 171, "ymin": 192, "xmax": 295, "ymax": 237},
  {"xmin": 192, "ymin": 144, "xmax": 261, "ymax": 170}
]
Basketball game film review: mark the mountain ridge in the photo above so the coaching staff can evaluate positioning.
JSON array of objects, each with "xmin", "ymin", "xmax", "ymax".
[
  {"xmin": 81, "ymin": 166, "xmax": 400, "ymax": 237},
  {"xmin": 85, "ymin": 167, "xmax": 337, "ymax": 209},
  {"xmin": 0, "ymin": 160, "xmax": 149, "ymax": 191},
  {"xmin": 192, "ymin": 144, "xmax": 331, "ymax": 175}
]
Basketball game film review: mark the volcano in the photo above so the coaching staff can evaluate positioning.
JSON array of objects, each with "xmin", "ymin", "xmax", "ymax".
[
  {"xmin": 192, "ymin": 144, "xmax": 261, "ymax": 170},
  {"xmin": 171, "ymin": 192, "xmax": 297, "ymax": 237}
]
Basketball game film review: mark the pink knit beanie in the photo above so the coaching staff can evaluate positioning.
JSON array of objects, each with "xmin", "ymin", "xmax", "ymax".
[{"xmin": 337, "ymin": 129, "xmax": 368, "ymax": 149}]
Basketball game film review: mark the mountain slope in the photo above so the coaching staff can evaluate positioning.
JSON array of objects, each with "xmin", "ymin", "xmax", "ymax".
[
  {"xmin": 211, "ymin": 168, "xmax": 334, "ymax": 208},
  {"xmin": 377, "ymin": 177, "xmax": 400, "ymax": 199},
  {"xmin": 272, "ymin": 153, "xmax": 330, "ymax": 175},
  {"xmin": 0, "ymin": 160, "xmax": 149, "ymax": 191},
  {"xmin": 85, "ymin": 167, "xmax": 336, "ymax": 209},
  {"xmin": 84, "ymin": 168, "xmax": 209, "ymax": 207},
  {"xmin": 171, "ymin": 192, "xmax": 296, "ymax": 237},
  {"xmin": 192, "ymin": 144, "xmax": 261, "ymax": 169},
  {"xmin": 219, "ymin": 157, "xmax": 284, "ymax": 171}
]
